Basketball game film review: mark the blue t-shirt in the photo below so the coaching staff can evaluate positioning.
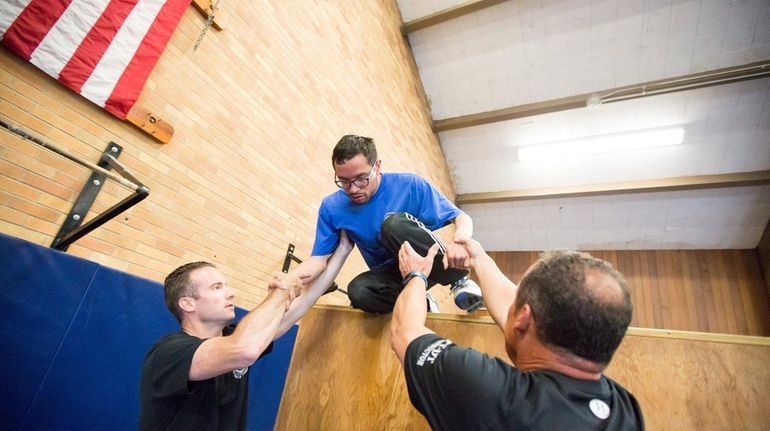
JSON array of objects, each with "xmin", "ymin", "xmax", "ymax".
[{"xmin": 311, "ymin": 173, "xmax": 462, "ymax": 269}]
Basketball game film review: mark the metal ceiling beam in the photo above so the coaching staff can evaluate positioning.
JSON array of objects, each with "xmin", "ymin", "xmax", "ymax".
[
  {"xmin": 401, "ymin": 0, "xmax": 507, "ymax": 34},
  {"xmin": 456, "ymin": 170, "xmax": 770, "ymax": 205},
  {"xmin": 435, "ymin": 60, "xmax": 770, "ymax": 132}
]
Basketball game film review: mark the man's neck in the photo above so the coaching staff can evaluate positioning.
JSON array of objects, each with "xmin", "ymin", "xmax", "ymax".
[
  {"xmin": 516, "ymin": 342, "xmax": 603, "ymax": 380},
  {"xmin": 181, "ymin": 320, "xmax": 226, "ymax": 339}
]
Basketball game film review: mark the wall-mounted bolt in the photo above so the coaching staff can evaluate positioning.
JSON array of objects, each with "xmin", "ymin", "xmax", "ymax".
[
  {"xmin": 73, "ymin": 214, "xmax": 81, "ymax": 221},
  {"xmin": 93, "ymin": 179, "xmax": 101, "ymax": 186},
  {"xmin": 111, "ymin": 147, "xmax": 118, "ymax": 153}
]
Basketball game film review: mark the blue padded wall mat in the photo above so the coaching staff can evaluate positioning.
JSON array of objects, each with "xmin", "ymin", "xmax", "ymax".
[
  {"xmin": 0, "ymin": 233, "xmax": 99, "ymax": 431},
  {"xmin": 0, "ymin": 233, "xmax": 296, "ymax": 430},
  {"xmin": 249, "ymin": 323, "xmax": 297, "ymax": 431},
  {"xmin": 23, "ymin": 264, "xmax": 179, "ymax": 430}
]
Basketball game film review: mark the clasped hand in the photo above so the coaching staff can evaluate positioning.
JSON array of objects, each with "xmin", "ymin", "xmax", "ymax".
[
  {"xmin": 269, "ymin": 272, "xmax": 303, "ymax": 309},
  {"xmin": 398, "ymin": 242, "xmax": 439, "ymax": 278}
]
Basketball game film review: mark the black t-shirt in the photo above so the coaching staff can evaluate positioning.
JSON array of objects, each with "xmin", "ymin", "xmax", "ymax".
[
  {"xmin": 404, "ymin": 334, "xmax": 644, "ymax": 431},
  {"xmin": 139, "ymin": 325, "xmax": 272, "ymax": 431}
]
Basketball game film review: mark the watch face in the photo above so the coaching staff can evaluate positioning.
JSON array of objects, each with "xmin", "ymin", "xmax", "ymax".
[{"xmin": 232, "ymin": 367, "xmax": 248, "ymax": 379}]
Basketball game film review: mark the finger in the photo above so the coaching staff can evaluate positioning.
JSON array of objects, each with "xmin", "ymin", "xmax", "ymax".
[
  {"xmin": 442, "ymin": 253, "xmax": 449, "ymax": 270},
  {"xmin": 402, "ymin": 240, "xmax": 415, "ymax": 254},
  {"xmin": 399, "ymin": 241, "xmax": 409, "ymax": 260}
]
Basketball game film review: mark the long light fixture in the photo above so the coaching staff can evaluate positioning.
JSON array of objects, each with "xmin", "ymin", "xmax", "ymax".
[{"xmin": 517, "ymin": 127, "xmax": 685, "ymax": 162}]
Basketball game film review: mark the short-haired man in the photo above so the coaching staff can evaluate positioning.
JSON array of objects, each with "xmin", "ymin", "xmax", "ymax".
[
  {"xmin": 271, "ymin": 135, "xmax": 483, "ymax": 313},
  {"xmin": 391, "ymin": 240, "xmax": 644, "ymax": 430},
  {"xmin": 139, "ymin": 234, "xmax": 352, "ymax": 430}
]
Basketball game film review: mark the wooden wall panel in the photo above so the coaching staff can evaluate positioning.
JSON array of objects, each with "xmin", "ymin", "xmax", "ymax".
[
  {"xmin": 487, "ymin": 250, "xmax": 770, "ymax": 336},
  {"xmin": 276, "ymin": 306, "xmax": 770, "ymax": 431}
]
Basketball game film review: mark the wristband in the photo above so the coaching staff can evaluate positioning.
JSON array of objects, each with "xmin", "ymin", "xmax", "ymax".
[{"xmin": 402, "ymin": 271, "xmax": 428, "ymax": 288}]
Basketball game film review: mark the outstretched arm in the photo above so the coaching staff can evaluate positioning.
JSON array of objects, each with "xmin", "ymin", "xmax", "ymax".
[
  {"xmin": 269, "ymin": 254, "xmax": 330, "ymax": 292},
  {"xmin": 189, "ymin": 285, "xmax": 293, "ymax": 381},
  {"xmin": 444, "ymin": 213, "xmax": 473, "ymax": 269},
  {"xmin": 456, "ymin": 238, "xmax": 517, "ymax": 332},
  {"xmin": 390, "ymin": 242, "xmax": 439, "ymax": 366},
  {"xmin": 274, "ymin": 231, "xmax": 354, "ymax": 338}
]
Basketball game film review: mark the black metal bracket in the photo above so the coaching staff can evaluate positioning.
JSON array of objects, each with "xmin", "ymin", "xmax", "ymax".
[
  {"xmin": 51, "ymin": 142, "xmax": 150, "ymax": 251},
  {"xmin": 282, "ymin": 243, "xmax": 345, "ymax": 295}
]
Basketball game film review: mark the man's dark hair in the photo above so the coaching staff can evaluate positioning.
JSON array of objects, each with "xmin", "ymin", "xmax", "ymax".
[
  {"xmin": 515, "ymin": 250, "xmax": 632, "ymax": 365},
  {"xmin": 332, "ymin": 135, "xmax": 377, "ymax": 166},
  {"xmin": 164, "ymin": 261, "xmax": 215, "ymax": 323}
]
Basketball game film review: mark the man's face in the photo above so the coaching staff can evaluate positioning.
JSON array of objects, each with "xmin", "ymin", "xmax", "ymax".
[
  {"xmin": 334, "ymin": 154, "xmax": 380, "ymax": 205},
  {"xmin": 187, "ymin": 266, "xmax": 236, "ymax": 324}
]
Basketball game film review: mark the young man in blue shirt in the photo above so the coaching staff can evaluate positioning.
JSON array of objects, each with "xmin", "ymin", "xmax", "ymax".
[{"xmin": 271, "ymin": 135, "xmax": 483, "ymax": 313}]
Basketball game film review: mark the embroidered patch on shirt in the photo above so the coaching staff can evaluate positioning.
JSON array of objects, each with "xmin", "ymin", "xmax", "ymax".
[
  {"xmin": 589, "ymin": 399, "xmax": 610, "ymax": 419},
  {"xmin": 416, "ymin": 339, "xmax": 453, "ymax": 366}
]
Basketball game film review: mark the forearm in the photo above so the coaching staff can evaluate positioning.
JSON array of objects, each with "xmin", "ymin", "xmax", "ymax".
[
  {"xmin": 390, "ymin": 276, "xmax": 432, "ymax": 365},
  {"xmin": 275, "ymin": 241, "xmax": 352, "ymax": 338},
  {"xmin": 189, "ymin": 288, "xmax": 289, "ymax": 380},
  {"xmin": 472, "ymin": 254, "xmax": 517, "ymax": 330},
  {"xmin": 452, "ymin": 213, "xmax": 473, "ymax": 242},
  {"xmin": 229, "ymin": 288, "xmax": 290, "ymax": 365},
  {"xmin": 288, "ymin": 255, "xmax": 329, "ymax": 284}
]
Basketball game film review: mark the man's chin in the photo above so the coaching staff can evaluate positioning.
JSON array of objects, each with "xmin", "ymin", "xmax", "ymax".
[{"xmin": 349, "ymin": 194, "xmax": 368, "ymax": 204}]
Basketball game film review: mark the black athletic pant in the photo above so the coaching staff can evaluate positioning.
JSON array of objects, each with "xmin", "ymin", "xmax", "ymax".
[{"xmin": 346, "ymin": 213, "xmax": 468, "ymax": 313}]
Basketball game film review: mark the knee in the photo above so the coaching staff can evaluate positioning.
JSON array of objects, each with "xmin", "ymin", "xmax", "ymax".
[
  {"xmin": 346, "ymin": 281, "xmax": 370, "ymax": 309},
  {"xmin": 380, "ymin": 212, "xmax": 409, "ymax": 236}
]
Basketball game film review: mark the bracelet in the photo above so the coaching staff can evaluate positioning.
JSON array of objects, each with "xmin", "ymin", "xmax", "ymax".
[{"xmin": 402, "ymin": 271, "xmax": 428, "ymax": 288}]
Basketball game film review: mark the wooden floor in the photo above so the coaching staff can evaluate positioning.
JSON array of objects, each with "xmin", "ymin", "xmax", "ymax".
[{"xmin": 275, "ymin": 306, "xmax": 770, "ymax": 431}]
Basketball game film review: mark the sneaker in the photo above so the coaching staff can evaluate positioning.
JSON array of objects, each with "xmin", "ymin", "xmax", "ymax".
[
  {"xmin": 450, "ymin": 277, "xmax": 484, "ymax": 312},
  {"xmin": 426, "ymin": 292, "xmax": 440, "ymax": 313}
]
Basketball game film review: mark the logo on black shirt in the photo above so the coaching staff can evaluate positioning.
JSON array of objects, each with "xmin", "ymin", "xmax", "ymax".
[{"xmin": 416, "ymin": 339, "xmax": 453, "ymax": 366}]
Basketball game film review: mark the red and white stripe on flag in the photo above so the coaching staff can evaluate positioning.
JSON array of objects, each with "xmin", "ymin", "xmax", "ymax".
[{"xmin": 0, "ymin": 0, "xmax": 189, "ymax": 119}]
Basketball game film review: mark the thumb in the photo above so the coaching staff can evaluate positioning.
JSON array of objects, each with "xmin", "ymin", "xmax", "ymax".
[{"xmin": 426, "ymin": 243, "xmax": 440, "ymax": 260}]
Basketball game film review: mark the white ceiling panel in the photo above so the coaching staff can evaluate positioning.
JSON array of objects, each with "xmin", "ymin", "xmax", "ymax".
[
  {"xmin": 441, "ymin": 78, "xmax": 770, "ymax": 194},
  {"xmin": 463, "ymin": 185, "xmax": 770, "ymax": 251},
  {"xmin": 398, "ymin": 0, "xmax": 770, "ymax": 251},
  {"xmin": 407, "ymin": 0, "xmax": 770, "ymax": 119}
]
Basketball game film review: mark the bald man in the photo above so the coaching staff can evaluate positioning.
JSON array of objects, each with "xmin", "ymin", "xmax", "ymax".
[{"xmin": 391, "ymin": 241, "xmax": 644, "ymax": 430}]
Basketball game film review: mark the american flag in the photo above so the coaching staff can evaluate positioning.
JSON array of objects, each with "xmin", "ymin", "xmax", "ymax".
[{"xmin": 0, "ymin": 0, "xmax": 189, "ymax": 119}]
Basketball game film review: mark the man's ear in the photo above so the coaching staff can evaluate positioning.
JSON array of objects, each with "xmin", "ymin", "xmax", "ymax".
[
  {"xmin": 512, "ymin": 304, "xmax": 532, "ymax": 332},
  {"xmin": 179, "ymin": 296, "xmax": 196, "ymax": 313}
]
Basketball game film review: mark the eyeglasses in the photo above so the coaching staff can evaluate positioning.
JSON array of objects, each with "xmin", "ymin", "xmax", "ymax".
[{"xmin": 334, "ymin": 163, "xmax": 376, "ymax": 189}]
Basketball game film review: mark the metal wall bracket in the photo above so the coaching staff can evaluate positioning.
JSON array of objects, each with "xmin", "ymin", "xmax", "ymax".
[
  {"xmin": 51, "ymin": 142, "xmax": 149, "ymax": 251},
  {"xmin": 282, "ymin": 243, "xmax": 344, "ymax": 295}
]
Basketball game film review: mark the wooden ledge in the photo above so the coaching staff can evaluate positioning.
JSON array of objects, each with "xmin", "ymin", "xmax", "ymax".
[{"xmin": 309, "ymin": 304, "xmax": 770, "ymax": 346}]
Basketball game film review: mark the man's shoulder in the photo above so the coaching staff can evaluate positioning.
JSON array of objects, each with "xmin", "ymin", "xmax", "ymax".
[
  {"xmin": 146, "ymin": 331, "xmax": 200, "ymax": 359},
  {"xmin": 320, "ymin": 189, "xmax": 349, "ymax": 208},
  {"xmin": 406, "ymin": 334, "xmax": 514, "ymax": 378},
  {"xmin": 384, "ymin": 172, "xmax": 424, "ymax": 183}
]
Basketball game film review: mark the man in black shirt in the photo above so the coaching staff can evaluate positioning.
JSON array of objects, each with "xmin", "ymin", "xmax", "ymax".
[
  {"xmin": 391, "ymin": 240, "xmax": 644, "ymax": 430},
  {"xmin": 139, "ymin": 233, "xmax": 352, "ymax": 431}
]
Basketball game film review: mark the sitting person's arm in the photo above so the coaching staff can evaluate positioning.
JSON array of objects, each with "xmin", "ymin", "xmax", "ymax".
[
  {"xmin": 188, "ymin": 286, "xmax": 294, "ymax": 381},
  {"xmin": 456, "ymin": 238, "xmax": 518, "ymax": 331},
  {"xmin": 390, "ymin": 242, "xmax": 439, "ymax": 366},
  {"xmin": 274, "ymin": 230, "xmax": 354, "ymax": 338}
]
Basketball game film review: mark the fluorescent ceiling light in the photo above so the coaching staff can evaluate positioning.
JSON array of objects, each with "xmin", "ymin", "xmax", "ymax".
[{"xmin": 518, "ymin": 127, "xmax": 685, "ymax": 162}]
